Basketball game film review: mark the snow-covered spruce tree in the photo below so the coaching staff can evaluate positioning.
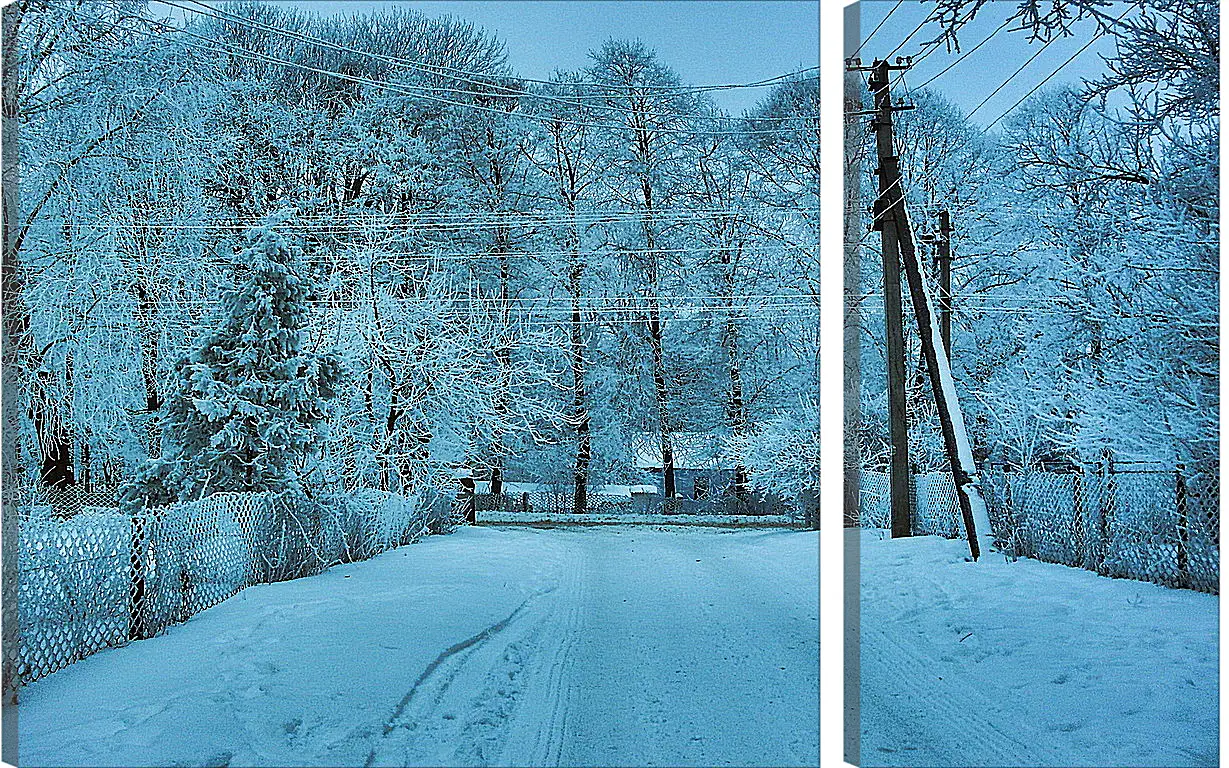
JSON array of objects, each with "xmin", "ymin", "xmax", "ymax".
[{"xmin": 122, "ymin": 220, "xmax": 342, "ymax": 508}]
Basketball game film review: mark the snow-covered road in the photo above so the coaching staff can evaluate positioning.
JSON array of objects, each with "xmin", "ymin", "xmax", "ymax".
[
  {"xmin": 19, "ymin": 525, "xmax": 819, "ymax": 767},
  {"xmin": 856, "ymin": 530, "xmax": 1219, "ymax": 767}
]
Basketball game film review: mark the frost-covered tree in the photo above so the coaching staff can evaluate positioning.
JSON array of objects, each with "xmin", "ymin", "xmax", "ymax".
[
  {"xmin": 586, "ymin": 40, "xmax": 707, "ymax": 499},
  {"xmin": 123, "ymin": 221, "xmax": 342, "ymax": 506},
  {"xmin": 852, "ymin": 0, "xmax": 1218, "ymax": 485},
  {"xmin": 12, "ymin": 2, "xmax": 822, "ymax": 514}
]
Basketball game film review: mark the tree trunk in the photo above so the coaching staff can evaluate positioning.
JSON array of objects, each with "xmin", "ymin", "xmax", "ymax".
[
  {"xmin": 34, "ymin": 356, "xmax": 75, "ymax": 489},
  {"xmin": 569, "ymin": 249, "xmax": 591, "ymax": 514},
  {"xmin": 843, "ymin": 68, "xmax": 867, "ymax": 532},
  {"xmin": 726, "ymin": 317, "xmax": 750, "ymax": 500},
  {"xmin": 131, "ymin": 282, "xmax": 163, "ymax": 413},
  {"xmin": 647, "ymin": 311, "xmax": 675, "ymax": 499},
  {"xmin": 382, "ymin": 384, "xmax": 400, "ymax": 493},
  {"xmin": 639, "ymin": 179, "xmax": 675, "ymax": 499},
  {"xmin": 489, "ymin": 228, "xmax": 512, "ymax": 498}
]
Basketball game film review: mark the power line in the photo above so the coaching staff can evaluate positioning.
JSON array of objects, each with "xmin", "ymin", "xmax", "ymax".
[
  {"xmin": 886, "ymin": 14, "xmax": 932, "ymax": 62},
  {"xmin": 185, "ymin": 302, "xmax": 823, "ymax": 313},
  {"xmin": 51, "ymin": 288, "xmax": 823, "ymax": 309},
  {"xmin": 29, "ymin": 208, "xmax": 819, "ymax": 233},
  {"xmin": 152, "ymin": 0, "xmax": 816, "ymax": 125},
  {"xmin": 78, "ymin": 300, "xmax": 823, "ymax": 319},
  {"xmin": 76, "ymin": 203, "xmax": 816, "ymax": 222},
  {"xmin": 143, "ymin": 0, "xmax": 817, "ymax": 119},
  {"xmin": 879, "ymin": 3, "xmax": 983, "ymax": 95},
  {"xmin": 850, "ymin": 0, "xmax": 905, "ymax": 59},
  {"xmin": 29, "ymin": 205, "xmax": 817, "ymax": 221},
  {"xmin": 983, "ymin": 6, "xmax": 1133, "ymax": 130},
  {"xmin": 28, "ymin": 205, "xmax": 816, "ymax": 226},
  {"xmin": 306, "ymin": 246, "xmax": 812, "ymax": 264},
  {"xmin": 67, "ymin": 6, "xmax": 814, "ymax": 138},
  {"xmin": 71, "ymin": 291, "xmax": 824, "ymax": 303},
  {"xmin": 903, "ymin": 34, "xmax": 946, "ymax": 70},
  {"xmin": 164, "ymin": 0, "xmax": 818, "ymax": 97},
  {"xmin": 912, "ymin": 17, "xmax": 1012, "ymax": 91},
  {"xmin": 964, "ymin": 26, "xmax": 1068, "ymax": 121}
]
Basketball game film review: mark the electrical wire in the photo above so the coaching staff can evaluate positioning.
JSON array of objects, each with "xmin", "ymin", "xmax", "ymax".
[
  {"xmin": 886, "ymin": 14, "xmax": 931, "ymax": 62},
  {"xmin": 880, "ymin": 3, "xmax": 983, "ymax": 94},
  {"xmin": 29, "ymin": 209, "xmax": 819, "ymax": 234},
  {"xmin": 849, "ymin": 0, "xmax": 905, "ymax": 59},
  {"xmin": 912, "ymin": 17, "xmax": 1012, "ymax": 91},
  {"xmin": 32, "ymin": 210, "xmax": 816, "ymax": 230},
  {"xmin": 136, "ymin": 0, "xmax": 819, "ymax": 126},
  {"xmin": 964, "ymin": 26, "xmax": 1068, "ymax": 121},
  {"xmin": 151, "ymin": 0, "xmax": 815, "ymax": 125},
  {"xmin": 66, "ymin": 6, "xmax": 815, "ymax": 138},
  {"xmin": 164, "ymin": 0, "xmax": 819, "ymax": 96},
  {"xmin": 305, "ymin": 246, "xmax": 812, "ymax": 265},
  {"xmin": 983, "ymin": 6, "xmax": 1133, "ymax": 130}
]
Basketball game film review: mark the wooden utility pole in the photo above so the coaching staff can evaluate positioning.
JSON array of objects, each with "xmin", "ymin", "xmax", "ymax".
[
  {"xmin": 937, "ymin": 210, "xmax": 953, "ymax": 361},
  {"xmin": 1, "ymin": 0, "xmax": 20, "ymax": 714},
  {"xmin": 920, "ymin": 210, "xmax": 952, "ymax": 362},
  {"xmin": 864, "ymin": 58, "xmax": 912, "ymax": 539},
  {"xmin": 854, "ymin": 59, "xmax": 993, "ymax": 560},
  {"xmin": 882, "ymin": 168, "xmax": 994, "ymax": 561}
]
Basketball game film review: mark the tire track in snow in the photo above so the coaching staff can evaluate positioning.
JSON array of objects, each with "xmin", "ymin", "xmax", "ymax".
[
  {"xmin": 859, "ymin": 620, "xmax": 1042, "ymax": 766},
  {"xmin": 362, "ymin": 595, "xmax": 542, "ymax": 767},
  {"xmin": 859, "ymin": 584, "xmax": 1062, "ymax": 767},
  {"xmin": 504, "ymin": 535, "xmax": 588, "ymax": 766},
  {"xmin": 363, "ymin": 539, "xmax": 582, "ymax": 767},
  {"xmin": 379, "ymin": 593, "xmax": 540, "ymax": 737},
  {"xmin": 558, "ymin": 528, "xmax": 819, "ymax": 767}
]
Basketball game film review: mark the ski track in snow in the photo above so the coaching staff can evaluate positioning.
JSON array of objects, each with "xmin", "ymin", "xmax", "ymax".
[
  {"xmin": 859, "ymin": 607, "xmax": 1048, "ymax": 766},
  {"xmin": 856, "ymin": 529, "xmax": 1219, "ymax": 768},
  {"xmin": 18, "ymin": 525, "xmax": 818, "ymax": 768},
  {"xmin": 363, "ymin": 552, "xmax": 584, "ymax": 767}
]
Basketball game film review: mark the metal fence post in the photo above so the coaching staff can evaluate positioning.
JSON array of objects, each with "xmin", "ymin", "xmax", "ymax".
[
  {"xmin": 1097, "ymin": 455, "xmax": 1115, "ymax": 576},
  {"xmin": 1007, "ymin": 466, "xmax": 1033, "ymax": 559},
  {"xmin": 1176, "ymin": 464, "xmax": 1190, "ymax": 589},
  {"xmin": 459, "ymin": 477, "xmax": 476, "ymax": 524},
  {"xmin": 1000, "ymin": 466, "xmax": 1017, "ymax": 556},
  {"xmin": 1071, "ymin": 470, "xmax": 1085, "ymax": 568},
  {"xmin": 907, "ymin": 473, "xmax": 918, "ymax": 535}
]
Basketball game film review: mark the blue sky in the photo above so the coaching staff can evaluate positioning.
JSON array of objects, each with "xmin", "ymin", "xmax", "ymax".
[
  {"xmin": 195, "ymin": 1, "xmax": 819, "ymax": 116},
  {"xmin": 848, "ymin": 0, "xmax": 1122, "ymax": 127}
]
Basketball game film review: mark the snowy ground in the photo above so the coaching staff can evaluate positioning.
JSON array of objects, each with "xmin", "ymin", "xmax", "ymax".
[
  {"xmin": 856, "ymin": 529, "xmax": 1219, "ymax": 767},
  {"xmin": 18, "ymin": 525, "xmax": 819, "ymax": 767}
]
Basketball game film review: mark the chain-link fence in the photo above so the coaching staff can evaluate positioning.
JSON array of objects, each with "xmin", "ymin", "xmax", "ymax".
[
  {"xmin": 16, "ymin": 487, "xmax": 459, "ymax": 688},
  {"xmin": 857, "ymin": 471, "xmax": 962, "ymax": 537},
  {"xmin": 858, "ymin": 465, "xmax": 1219, "ymax": 593},
  {"xmin": 25, "ymin": 484, "xmax": 124, "ymax": 519}
]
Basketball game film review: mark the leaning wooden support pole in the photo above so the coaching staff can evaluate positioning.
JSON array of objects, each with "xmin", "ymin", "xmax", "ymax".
[{"xmin": 890, "ymin": 195, "xmax": 994, "ymax": 560}]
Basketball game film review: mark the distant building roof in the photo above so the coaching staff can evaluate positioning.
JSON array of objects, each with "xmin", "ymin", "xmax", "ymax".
[{"xmin": 595, "ymin": 484, "xmax": 659, "ymax": 497}]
